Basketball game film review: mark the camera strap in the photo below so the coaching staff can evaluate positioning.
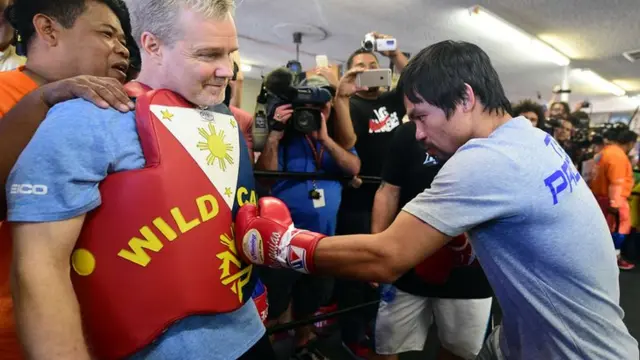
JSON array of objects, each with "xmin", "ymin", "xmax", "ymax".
[
  {"xmin": 304, "ymin": 135, "xmax": 325, "ymax": 171},
  {"xmin": 304, "ymin": 135, "xmax": 325, "ymax": 200}
]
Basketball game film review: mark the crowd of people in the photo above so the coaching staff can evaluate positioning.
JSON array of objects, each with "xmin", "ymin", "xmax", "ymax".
[{"xmin": 0, "ymin": 0, "xmax": 638, "ymax": 360}]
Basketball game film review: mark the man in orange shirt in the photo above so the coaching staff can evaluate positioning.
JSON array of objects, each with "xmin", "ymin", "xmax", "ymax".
[
  {"xmin": 0, "ymin": 0, "xmax": 136, "ymax": 358},
  {"xmin": 591, "ymin": 129, "xmax": 638, "ymax": 270},
  {"xmin": 0, "ymin": 0, "xmax": 138, "ymax": 115}
]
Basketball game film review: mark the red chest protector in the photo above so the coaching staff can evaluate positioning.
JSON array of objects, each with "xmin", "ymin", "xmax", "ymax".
[{"xmin": 71, "ymin": 85, "xmax": 253, "ymax": 359}]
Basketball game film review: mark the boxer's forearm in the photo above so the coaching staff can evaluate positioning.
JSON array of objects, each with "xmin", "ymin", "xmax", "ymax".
[
  {"xmin": 312, "ymin": 212, "xmax": 451, "ymax": 282},
  {"xmin": 313, "ymin": 233, "xmax": 403, "ymax": 283}
]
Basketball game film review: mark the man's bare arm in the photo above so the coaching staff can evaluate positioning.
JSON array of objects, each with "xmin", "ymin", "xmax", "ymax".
[
  {"xmin": 371, "ymin": 181, "xmax": 400, "ymax": 234},
  {"xmin": 390, "ymin": 51, "xmax": 409, "ymax": 72},
  {"xmin": 0, "ymin": 76, "xmax": 133, "ymax": 218},
  {"xmin": 11, "ymin": 216, "xmax": 92, "ymax": 360},
  {"xmin": 332, "ymin": 97, "xmax": 357, "ymax": 149},
  {"xmin": 255, "ymin": 133, "xmax": 280, "ymax": 172},
  {"xmin": 314, "ymin": 211, "xmax": 450, "ymax": 282},
  {"xmin": 321, "ymin": 136, "xmax": 361, "ymax": 176}
]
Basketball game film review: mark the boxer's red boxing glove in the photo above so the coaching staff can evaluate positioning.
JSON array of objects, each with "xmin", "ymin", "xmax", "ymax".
[
  {"xmin": 414, "ymin": 247, "xmax": 455, "ymax": 284},
  {"xmin": 235, "ymin": 197, "xmax": 326, "ymax": 273},
  {"xmin": 448, "ymin": 235, "xmax": 476, "ymax": 266}
]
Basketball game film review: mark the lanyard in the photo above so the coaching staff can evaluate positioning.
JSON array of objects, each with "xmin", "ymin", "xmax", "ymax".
[{"xmin": 304, "ymin": 136, "xmax": 324, "ymax": 171}]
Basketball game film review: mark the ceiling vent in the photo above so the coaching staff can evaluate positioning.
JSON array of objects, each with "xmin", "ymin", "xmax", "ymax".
[{"xmin": 622, "ymin": 49, "xmax": 640, "ymax": 63}]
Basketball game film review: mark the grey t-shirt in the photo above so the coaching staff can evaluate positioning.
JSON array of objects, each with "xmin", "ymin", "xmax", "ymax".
[{"xmin": 403, "ymin": 117, "xmax": 638, "ymax": 359}]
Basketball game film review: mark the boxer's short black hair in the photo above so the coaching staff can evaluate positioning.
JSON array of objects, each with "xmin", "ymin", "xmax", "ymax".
[
  {"xmin": 5, "ymin": 0, "xmax": 133, "ymax": 56},
  {"xmin": 398, "ymin": 40, "xmax": 512, "ymax": 119}
]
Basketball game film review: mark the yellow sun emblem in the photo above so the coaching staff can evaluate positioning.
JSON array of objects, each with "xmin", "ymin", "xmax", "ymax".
[{"xmin": 197, "ymin": 123, "xmax": 234, "ymax": 171}]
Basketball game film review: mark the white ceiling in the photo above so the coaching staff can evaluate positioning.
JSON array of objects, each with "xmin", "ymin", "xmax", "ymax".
[{"xmin": 234, "ymin": 0, "xmax": 640, "ymax": 106}]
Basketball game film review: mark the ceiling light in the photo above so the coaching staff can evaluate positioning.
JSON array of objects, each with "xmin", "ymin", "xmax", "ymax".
[
  {"xmin": 573, "ymin": 69, "xmax": 626, "ymax": 96},
  {"xmin": 240, "ymin": 64, "xmax": 252, "ymax": 72},
  {"xmin": 467, "ymin": 6, "xmax": 570, "ymax": 66}
]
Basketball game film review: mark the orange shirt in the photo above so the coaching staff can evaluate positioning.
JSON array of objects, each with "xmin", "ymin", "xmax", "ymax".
[
  {"xmin": 0, "ymin": 66, "xmax": 37, "ymax": 360},
  {"xmin": 0, "ymin": 66, "xmax": 38, "ymax": 117},
  {"xmin": 590, "ymin": 144, "xmax": 635, "ymax": 200}
]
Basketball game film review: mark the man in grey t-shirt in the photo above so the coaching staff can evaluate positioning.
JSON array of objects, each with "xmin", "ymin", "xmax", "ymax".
[{"xmin": 235, "ymin": 40, "xmax": 639, "ymax": 359}]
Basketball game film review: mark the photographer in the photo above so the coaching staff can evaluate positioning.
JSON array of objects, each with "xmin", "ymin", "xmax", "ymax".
[
  {"xmin": 336, "ymin": 31, "xmax": 409, "ymax": 357},
  {"xmin": 255, "ymin": 73, "xmax": 361, "ymax": 358},
  {"xmin": 512, "ymin": 99, "xmax": 545, "ymax": 128}
]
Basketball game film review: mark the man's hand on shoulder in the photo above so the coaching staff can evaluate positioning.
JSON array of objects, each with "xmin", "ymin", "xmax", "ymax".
[{"xmin": 38, "ymin": 76, "xmax": 135, "ymax": 113}]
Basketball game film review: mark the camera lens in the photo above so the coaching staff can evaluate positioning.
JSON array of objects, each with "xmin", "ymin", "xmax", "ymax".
[
  {"xmin": 293, "ymin": 109, "xmax": 321, "ymax": 134},
  {"xmin": 363, "ymin": 41, "xmax": 374, "ymax": 51}
]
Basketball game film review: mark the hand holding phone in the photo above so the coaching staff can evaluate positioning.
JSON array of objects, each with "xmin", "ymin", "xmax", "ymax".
[
  {"xmin": 355, "ymin": 69, "xmax": 392, "ymax": 88},
  {"xmin": 315, "ymin": 55, "xmax": 329, "ymax": 68}
]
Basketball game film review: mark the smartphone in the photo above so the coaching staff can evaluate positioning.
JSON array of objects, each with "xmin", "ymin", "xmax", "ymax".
[
  {"xmin": 356, "ymin": 69, "xmax": 392, "ymax": 88},
  {"xmin": 315, "ymin": 55, "xmax": 329, "ymax": 68}
]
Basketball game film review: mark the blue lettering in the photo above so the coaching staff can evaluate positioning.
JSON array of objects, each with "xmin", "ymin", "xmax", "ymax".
[
  {"xmin": 544, "ymin": 134, "xmax": 565, "ymax": 159},
  {"xmin": 560, "ymin": 161, "xmax": 574, "ymax": 193},
  {"xmin": 544, "ymin": 170, "xmax": 568, "ymax": 205},
  {"xmin": 543, "ymin": 134, "xmax": 583, "ymax": 205}
]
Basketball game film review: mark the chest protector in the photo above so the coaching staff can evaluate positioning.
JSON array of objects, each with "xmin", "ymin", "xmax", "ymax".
[{"xmin": 71, "ymin": 87, "xmax": 254, "ymax": 359}]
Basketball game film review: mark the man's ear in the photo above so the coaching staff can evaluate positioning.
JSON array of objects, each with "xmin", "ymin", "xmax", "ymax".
[
  {"xmin": 32, "ymin": 14, "xmax": 62, "ymax": 47},
  {"xmin": 139, "ymin": 31, "xmax": 163, "ymax": 64},
  {"xmin": 462, "ymin": 83, "xmax": 476, "ymax": 113}
]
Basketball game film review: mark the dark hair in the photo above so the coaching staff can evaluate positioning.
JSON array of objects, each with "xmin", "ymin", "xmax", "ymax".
[
  {"xmin": 616, "ymin": 129, "xmax": 638, "ymax": 145},
  {"xmin": 591, "ymin": 135, "xmax": 604, "ymax": 146},
  {"xmin": 398, "ymin": 40, "xmax": 512, "ymax": 119},
  {"xmin": 346, "ymin": 48, "xmax": 379, "ymax": 69},
  {"xmin": 550, "ymin": 102, "xmax": 570, "ymax": 117},
  {"xmin": 5, "ymin": 0, "xmax": 133, "ymax": 57},
  {"xmin": 512, "ymin": 99, "xmax": 545, "ymax": 123}
]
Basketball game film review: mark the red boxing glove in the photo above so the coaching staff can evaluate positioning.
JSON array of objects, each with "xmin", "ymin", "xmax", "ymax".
[
  {"xmin": 448, "ymin": 235, "xmax": 476, "ymax": 266},
  {"xmin": 414, "ymin": 235, "xmax": 477, "ymax": 284},
  {"xmin": 414, "ymin": 247, "xmax": 455, "ymax": 284},
  {"xmin": 235, "ymin": 197, "xmax": 326, "ymax": 273}
]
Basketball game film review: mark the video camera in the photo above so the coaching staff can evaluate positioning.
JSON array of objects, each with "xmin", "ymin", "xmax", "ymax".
[
  {"xmin": 361, "ymin": 33, "xmax": 397, "ymax": 52},
  {"xmin": 263, "ymin": 67, "xmax": 334, "ymax": 134}
]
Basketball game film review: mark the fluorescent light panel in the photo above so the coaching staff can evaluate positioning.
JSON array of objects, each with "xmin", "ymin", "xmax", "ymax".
[
  {"xmin": 240, "ymin": 64, "xmax": 252, "ymax": 72},
  {"xmin": 573, "ymin": 69, "xmax": 626, "ymax": 96},
  {"xmin": 467, "ymin": 6, "xmax": 570, "ymax": 66}
]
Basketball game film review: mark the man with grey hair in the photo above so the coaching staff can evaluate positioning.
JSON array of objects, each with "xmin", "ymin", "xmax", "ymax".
[{"xmin": 6, "ymin": 0, "xmax": 276, "ymax": 359}]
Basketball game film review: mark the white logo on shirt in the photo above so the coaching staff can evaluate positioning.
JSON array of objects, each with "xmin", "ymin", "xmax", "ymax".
[
  {"xmin": 10, "ymin": 184, "xmax": 48, "ymax": 195},
  {"xmin": 423, "ymin": 153, "xmax": 438, "ymax": 166},
  {"xmin": 369, "ymin": 106, "xmax": 400, "ymax": 134}
]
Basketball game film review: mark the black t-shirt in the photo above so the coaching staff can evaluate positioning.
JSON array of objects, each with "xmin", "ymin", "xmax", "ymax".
[
  {"xmin": 382, "ymin": 122, "xmax": 493, "ymax": 299},
  {"xmin": 340, "ymin": 90, "xmax": 405, "ymax": 211}
]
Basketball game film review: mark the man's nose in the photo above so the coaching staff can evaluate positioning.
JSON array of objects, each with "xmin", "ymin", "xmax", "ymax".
[
  {"xmin": 415, "ymin": 127, "xmax": 426, "ymax": 141},
  {"xmin": 215, "ymin": 58, "xmax": 234, "ymax": 79},
  {"xmin": 115, "ymin": 42, "xmax": 130, "ymax": 60}
]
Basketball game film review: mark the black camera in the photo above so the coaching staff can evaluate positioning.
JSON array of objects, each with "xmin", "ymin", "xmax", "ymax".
[{"xmin": 264, "ymin": 67, "xmax": 333, "ymax": 134}]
